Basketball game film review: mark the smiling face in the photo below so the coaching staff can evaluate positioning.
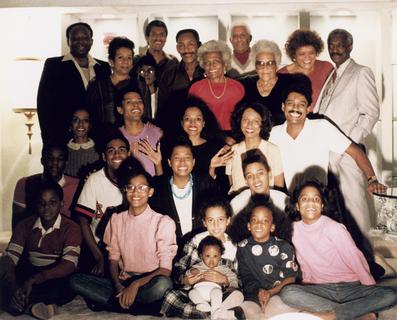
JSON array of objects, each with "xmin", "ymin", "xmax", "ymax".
[
  {"xmin": 177, "ymin": 32, "xmax": 199, "ymax": 64},
  {"xmin": 296, "ymin": 186, "xmax": 324, "ymax": 224},
  {"xmin": 294, "ymin": 45, "xmax": 317, "ymax": 72},
  {"xmin": 201, "ymin": 245, "xmax": 222, "ymax": 269},
  {"xmin": 244, "ymin": 162, "xmax": 270, "ymax": 195},
  {"xmin": 203, "ymin": 206, "xmax": 230, "ymax": 241},
  {"xmin": 181, "ymin": 106, "xmax": 205, "ymax": 139},
  {"xmin": 103, "ymin": 139, "xmax": 129, "ymax": 172},
  {"xmin": 282, "ymin": 92, "xmax": 310, "ymax": 127},
  {"xmin": 71, "ymin": 109, "xmax": 91, "ymax": 141},
  {"xmin": 168, "ymin": 145, "xmax": 195, "ymax": 178},
  {"xmin": 230, "ymin": 25, "xmax": 251, "ymax": 54},
  {"xmin": 203, "ymin": 51, "xmax": 225, "ymax": 82},
  {"xmin": 146, "ymin": 26, "xmax": 167, "ymax": 51},
  {"xmin": 125, "ymin": 174, "xmax": 153, "ymax": 215},
  {"xmin": 255, "ymin": 52, "xmax": 277, "ymax": 81},
  {"xmin": 248, "ymin": 206, "xmax": 275, "ymax": 243},
  {"xmin": 111, "ymin": 47, "xmax": 133, "ymax": 77},
  {"xmin": 117, "ymin": 91, "xmax": 144, "ymax": 121},
  {"xmin": 241, "ymin": 107, "xmax": 262, "ymax": 139},
  {"xmin": 328, "ymin": 34, "xmax": 352, "ymax": 68},
  {"xmin": 68, "ymin": 25, "xmax": 93, "ymax": 59},
  {"xmin": 37, "ymin": 189, "xmax": 62, "ymax": 227}
]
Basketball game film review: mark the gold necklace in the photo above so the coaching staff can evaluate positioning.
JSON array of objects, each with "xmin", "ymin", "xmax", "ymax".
[{"xmin": 207, "ymin": 78, "xmax": 228, "ymax": 99}]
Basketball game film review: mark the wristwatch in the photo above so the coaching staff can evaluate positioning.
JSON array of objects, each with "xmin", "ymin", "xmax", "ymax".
[{"xmin": 367, "ymin": 175, "xmax": 378, "ymax": 185}]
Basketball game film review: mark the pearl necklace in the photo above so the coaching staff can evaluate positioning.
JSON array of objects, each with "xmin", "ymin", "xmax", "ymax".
[
  {"xmin": 170, "ymin": 174, "xmax": 193, "ymax": 200},
  {"xmin": 207, "ymin": 78, "xmax": 228, "ymax": 100}
]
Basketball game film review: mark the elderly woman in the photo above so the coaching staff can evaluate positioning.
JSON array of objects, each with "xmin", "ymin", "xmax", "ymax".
[
  {"xmin": 278, "ymin": 29, "xmax": 333, "ymax": 110},
  {"xmin": 87, "ymin": 37, "xmax": 135, "ymax": 131},
  {"xmin": 240, "ymin": 40, "xmax": 311, "ymax": 125},
  {"xmin": 188, "ymin": 40, "xmax": 245, "ymax": 132}
]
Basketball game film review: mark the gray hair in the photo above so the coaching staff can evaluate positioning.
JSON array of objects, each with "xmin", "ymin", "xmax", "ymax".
[
  {"xmin": 250, "ymin": 40, "xmax": 282, "ymax": 66},
  {"xmin": 229, "ymin": 21, "xmax": 252, "ymax": 38},
  {"xmin": 327, "ymin": 29, "xmax": 353, "ymax": 47},
  {"xmin": 197, "ymin": 40, "xmax": 232, "ymax": 71}
]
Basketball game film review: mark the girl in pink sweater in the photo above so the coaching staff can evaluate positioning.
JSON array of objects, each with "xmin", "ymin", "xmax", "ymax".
[{"xmin": 281, "ymin": 180, "xmax": 397, "ymax": 320}]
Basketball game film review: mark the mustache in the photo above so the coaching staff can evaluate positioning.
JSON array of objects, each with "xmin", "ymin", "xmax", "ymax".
[
  {"xmin": 288, "ymin": 110, "xmax": 303, "ymax": 115},
  {"xmin": 331, "ymin": 52, "xmax": 341, "ymax": 56},
  {"xmin": 182, "ymin": 52, "xmax": 196, "ymax": 56}
]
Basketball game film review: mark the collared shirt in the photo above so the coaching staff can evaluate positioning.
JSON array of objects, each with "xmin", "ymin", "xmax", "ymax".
[
  {"xmin": 62, "ymin": 53, "xmax": 98, "ymax": 89},
  {"xmin": 67, "ymin": 138, "xmax": 95, "ymax": 150},
  {"xmin": 33, "ymin": 214, "xmax": 62, "ymax": 247},
  {"xmin": 336, "ymin": 57, "xmax": 352, "ymax": 79}
]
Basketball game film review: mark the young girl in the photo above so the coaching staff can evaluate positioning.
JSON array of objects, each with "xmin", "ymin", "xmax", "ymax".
[
  {"xmin": 281, "ymin": 180, "xmax": 397, "ymax": 320},
  {"xmin": 71, "ymin": 157, "xmax": 177, "ymax": 315},
  {"xmin": 64, "ymin": 108, "xmax": 99, "ymax": 178},
  {"xmin": 235, "ymin": 195, "xmax": 298, "ymax": 319},
  {"xmin": 161, "ymin": 196, "xmax": 243, "ymax": 319},
  {"xmin": 187, "ymin": 236, "xmax": 243, "ymax": 319},
  {"xmin": 227, "ymin": 102, "xmax": 284, "ymax": 193}
]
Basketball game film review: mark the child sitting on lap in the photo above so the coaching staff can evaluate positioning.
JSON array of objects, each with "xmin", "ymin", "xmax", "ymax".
[{"xmin": 187, "ymin": 235, "xmax": 243, "ymax": 319}]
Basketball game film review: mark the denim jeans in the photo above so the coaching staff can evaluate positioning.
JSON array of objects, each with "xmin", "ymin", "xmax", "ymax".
[
  {"xmin": 70, "ymin": 273, "xmax": 173, "ymax": 311},
  {"xmin": 280, "ymin": 281, "xmax": 397, "ymax": 319}
]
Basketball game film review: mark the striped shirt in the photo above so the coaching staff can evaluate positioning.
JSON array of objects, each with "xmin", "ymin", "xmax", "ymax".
[{"xmin": 5, "ymin": 214, "xmax": 81, "ymax": 284}]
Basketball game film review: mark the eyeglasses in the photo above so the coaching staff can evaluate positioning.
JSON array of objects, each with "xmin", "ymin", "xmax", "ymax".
[
  {"xmin": 125, "ymin": 184, "xmax": 150, "ymax": 193},
  {"xmin": 255, "ymin": 60, "xmax": 276, "ymax": 69},
  {"xmin": 138, "ymin": 68, "xmax": 155, "ymax": 76}
]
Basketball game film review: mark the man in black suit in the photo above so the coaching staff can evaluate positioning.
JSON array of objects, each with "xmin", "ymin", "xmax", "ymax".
[{"xmin": 37, "ymin": 22, "xmax": 111, "ymax": 144}]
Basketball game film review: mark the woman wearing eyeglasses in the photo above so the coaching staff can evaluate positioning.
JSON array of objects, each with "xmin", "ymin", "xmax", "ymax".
[
  {"xmin": 135, "ymin": 56, "xmax": 159, "ymax": 123},
  {"xmin": 240, "ymin": 40, "xmax": 311, "ymax": 126}
]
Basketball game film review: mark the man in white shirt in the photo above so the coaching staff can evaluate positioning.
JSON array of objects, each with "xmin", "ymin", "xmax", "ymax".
[
  {"xmin": 37, "ymin": 22, "xmax": 111, "ymax": 145},
  {"xmin": 269, "ymin": 82, "xmax": 385, "ymax": 197},
  {"xmin": 314, "ymin": 29, "xmax": 380, "ymax": 235}
]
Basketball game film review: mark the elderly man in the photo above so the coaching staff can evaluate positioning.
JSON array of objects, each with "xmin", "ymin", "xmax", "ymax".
[
  {"xmin": 157, "ymin": 28, "xmax": 205, "ymax": 132},
  {"xmin": 37, "ymin": 22, "xmax": 111, "ymax": 145},
  {"xmin": 229, "ymin": 21, "xmax": 255, "ymax": 76},
  {"xmin": 314, "ymin": 29, "xmax": 380, "ymax": 235}
]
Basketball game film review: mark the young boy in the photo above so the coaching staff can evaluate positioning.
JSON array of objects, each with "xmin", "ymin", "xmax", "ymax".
[
  {"xmin": 74, "ymin": 133, "xmax": 131, "ymax": 275},
  {"xmin": 13, "ymin": 144, "xmax": 79, "ymax": 228},
  {"xmin": 150, "ymin": 137, "xmax": 220, "ymax": 242},
  {"xmin": 1, "ymin": 180, "xmax": 81, "ymax": 319},
  {"xmin": 116, "ymin": 85, "xmax": 163, "ymax": 176},
  {"xmin": 187, "ymin": 235, "xmax": 242, "ymax": 319}
]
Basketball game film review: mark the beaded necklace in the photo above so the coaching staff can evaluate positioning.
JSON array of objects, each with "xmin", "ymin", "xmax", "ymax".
[{"xmin": 170, "ymin": 174, "xmax": 193, "ymax": 200}]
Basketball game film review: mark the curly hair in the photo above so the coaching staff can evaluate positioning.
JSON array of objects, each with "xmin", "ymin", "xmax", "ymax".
[
  {"xmin": 179, "ymin": 96, "xmax": 225, "ymax": 145},
  {"xmin": 250, "ymin": 39, "xmax": 282, "ymax": 66},
  {"xmin": 197, "ymin": 235, "xmax": 225, "ymax": 256},
  {"xmin": 108, "ymin": 37, "xmax": 135, "ymax": 60},
  {"xmin": 228, "ymin": 194, "xmax": 292, "ymax": 243},
  {"xmin": 285, "ymin": 29, "xmax": 324, "ymax": 60},
  {"xmin": 285, "ymin": 179, "xmax": 328, "ymax": 222},
  {"xmin": 197, "ymin": 40, "xmax": 232, "ymax": 71},
  {"xmin": 231, "ymin": 101, "xmax": 273, "ymax": 142},
  {"xmin": 199, "ymin": 195, "xmax": 234, "ymax": 221},
  {"xmin": 242, "ymin": 149, "xmax": 271, "ymax": 177},
  {"xmin": 116, "ymin": 156, "xmax": 149, "ymax": 189},
  {"xmin": 66, "ymin": 22, "xmax": 93, "ymax": 40}
]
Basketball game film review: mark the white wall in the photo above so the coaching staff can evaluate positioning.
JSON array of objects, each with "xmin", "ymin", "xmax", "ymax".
[{"xmin": 0, "ymin": 2, "xmax": 395, "ymax": 231}]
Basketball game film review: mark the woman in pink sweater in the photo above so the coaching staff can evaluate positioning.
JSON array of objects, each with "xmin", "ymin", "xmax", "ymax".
[{"xmin": 280, "ymin": 180, "xmax": 397, "ymax": 320}]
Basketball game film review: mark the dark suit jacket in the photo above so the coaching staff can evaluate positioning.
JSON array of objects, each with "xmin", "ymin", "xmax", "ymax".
[
  {"xmin": 149, "ymin": 173, "xmax": 221, "ymax": 243},
  {"xmin": 37, "ymin": 55, "xmax": 111, "ymax": 144}
]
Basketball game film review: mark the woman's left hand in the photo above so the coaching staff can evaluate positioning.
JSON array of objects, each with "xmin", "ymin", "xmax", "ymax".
[
  {"xmin": 138, "ymin": 138, "xmax": 162, "ymax": 165},
  {"xmin": 202, "ymin": 270, "xmax": 227, "ymax": 285}
]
